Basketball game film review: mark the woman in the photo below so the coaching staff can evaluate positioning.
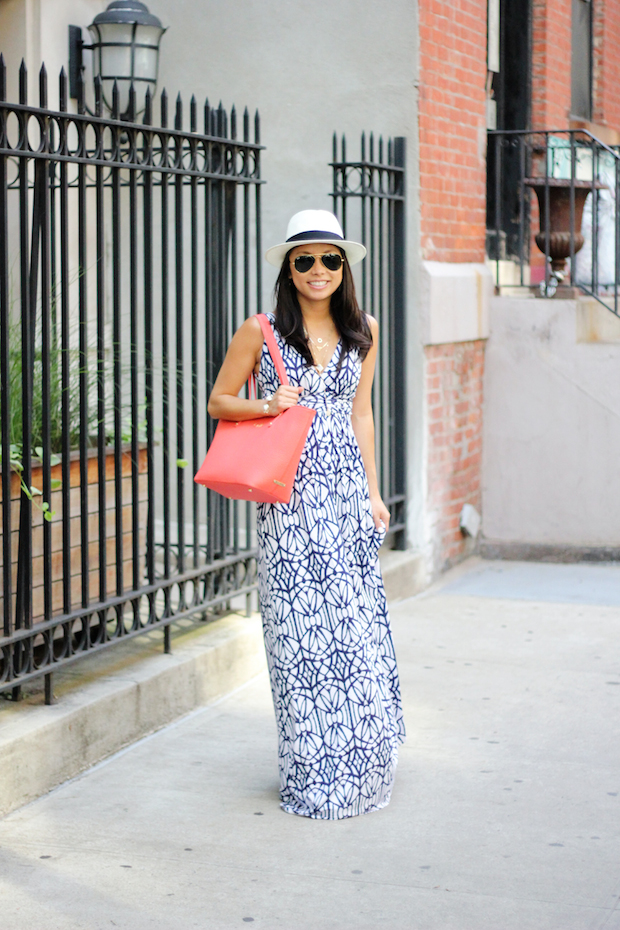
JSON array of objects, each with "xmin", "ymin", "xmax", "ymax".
[{"xmin": 208, "ymin": 210, "xmax": 405, "ymax": 819}]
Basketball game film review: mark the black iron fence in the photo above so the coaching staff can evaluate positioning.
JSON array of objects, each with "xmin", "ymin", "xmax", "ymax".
[
  {"xmin": 331, "ymin": 133, "xmax": 407, "ymax": 548},
  {"xmin": 0, "ymin": 58, "xmax": 263, "ymax": 700},
  {"xmin": 487, "ymin": 128, "xmax": 620, "ymax": 313}
]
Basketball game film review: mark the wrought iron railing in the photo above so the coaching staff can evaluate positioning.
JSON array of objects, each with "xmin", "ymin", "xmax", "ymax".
[
  {"xmin": 0, "ymin": 58, "xmax": 263, "ymax": 701},
  {"xmin": 487, "ymin": 128, "xmax": 620, "ymax": 314},
  {"xmin": 331, "ymin": 133, "xmax": 407, "ymax": 548}
]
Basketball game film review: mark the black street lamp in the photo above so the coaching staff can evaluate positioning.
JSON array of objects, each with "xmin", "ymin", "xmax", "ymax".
[{"xmin": 69, "ymin": 1, "xmax": 167, "ymax": 118}]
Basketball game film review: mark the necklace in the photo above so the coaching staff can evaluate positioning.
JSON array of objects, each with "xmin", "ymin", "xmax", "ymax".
[{"xmin": 304, "ymin": 327, "xmax": 334, "ymax": 373}]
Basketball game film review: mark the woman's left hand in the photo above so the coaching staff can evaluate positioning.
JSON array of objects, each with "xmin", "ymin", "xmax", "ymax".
[{"xmin": 370, "ymin": 494, "xmax": 390, "ymax": 532}]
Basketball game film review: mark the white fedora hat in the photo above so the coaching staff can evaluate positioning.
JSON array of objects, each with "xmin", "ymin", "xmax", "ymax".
[{"xmin": 265, "ymin": 209, "xmax": 367, "ymax": 267}]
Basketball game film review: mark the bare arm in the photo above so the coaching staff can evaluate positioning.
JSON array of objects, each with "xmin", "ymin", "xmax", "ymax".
[
  {"xmin": 351, "ymin": 316, "xmax": 390, "ymax": 530},
  {"xmin": 207, "ymin": 316, "xmax": 301, "ymax": 421}
]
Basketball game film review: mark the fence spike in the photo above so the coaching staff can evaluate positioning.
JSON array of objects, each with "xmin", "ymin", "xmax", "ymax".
[
  {"xmin": 144, "ymin": 85, "xmax": 152, "ymax": 125},
  {"xmin": 160, "ymin": 87, "xmax": 168, "ymax": 127},
  {"xmin": 379, "ymin": 135, "xmax": 383, "ymax": 163},
  {"xmin": 341, "ymin": 133, "xmax": 346, "ymax": 162},
  {"xmin": 94, "ymin": 74, "xmax": 102, "ymax": 117},
  {"xmin": 19, "ymin": 59, "xmax": 27, "ymax": 105},
  {"xmin": 112, "ymin": 79, "xmax": 120, "ymax": 120},
  {"xmin": 204, "ymin": 97, "xmax": 211, "ymax": 134},
  {"xmin": 243, "ymin": 106, "xmax": 249, "ymax": 143},
  {"xmin": 77, "ymin": 68, "xmax": 85, "ymax": 115},
  {"xmin": 128, "ymin": 82, "xmax": 136, "ymax": 122},
  {"xmin": 369, "ymin": 132, "xmax": 374, "ymax": 161},
  {"xmin": 333, "ymin": 132, "xmax": 337, "ymax": 161},
  {"xmin": 175, "ymin": 92, "xmax": 182, "ymax": 130},
  {"xmin": 39, "ymin": 63, "xmax": 47, "ymax": 109},
  {"xmin": 361, "ymin": 131, "xmax": 366, "ymax": 161},
  {"xmin": 0, "ymin": 55, "xmax": 6, "ymax": 102},
  {"xmin": 190, "ymin": 94, "xmax": 196, "ymax": 132},
  {"xmin": 59, "ymin": 66, "xmax": 67, "ymax": 112},
  {"xmin": 254, "ymin": 109, "xmax": 260, "ymax": 145},
  {"xmin": 231, "ymin": 105, "xmax": 237, "ymax": 140}
]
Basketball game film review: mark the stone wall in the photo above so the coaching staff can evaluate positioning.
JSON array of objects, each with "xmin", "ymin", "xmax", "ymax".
[{"xmin": 482, "ymin": 297, "xmax": 620, "ymax": 554}]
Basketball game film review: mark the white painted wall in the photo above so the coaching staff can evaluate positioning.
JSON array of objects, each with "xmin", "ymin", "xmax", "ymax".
[
  {"xmin": 0, "ymin": 0, "xmax": 426, "ymax": 552},
  {"xmin": 483, "ymin": 297, "xmax": 620, "ymax": 548},
  {"xmin": 147, "ymin": 0, "xmax": 425, "ymax": 553},
  {"xmin": 0, "ymin": 0, "xmax": 106, "ymax": 104},
  {"xmin": 149, "ymin": 0, "xmax": 426, "ymax": 549}
]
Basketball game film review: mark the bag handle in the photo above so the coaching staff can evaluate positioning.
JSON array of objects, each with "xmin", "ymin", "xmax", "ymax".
[{"xmin": 255, "ymin": 313, "xmax": 290, "ymax": 387}]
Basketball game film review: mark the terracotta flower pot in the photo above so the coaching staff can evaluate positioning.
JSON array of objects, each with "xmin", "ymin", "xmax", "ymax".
[{"xmin": 0, "ymin": 446, "xmax": 147, "ymax": 625}]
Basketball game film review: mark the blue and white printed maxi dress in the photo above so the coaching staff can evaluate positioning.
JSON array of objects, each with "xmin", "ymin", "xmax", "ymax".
[{"xmin": 256, "ymin": 314, "xmax": 406, "ymax": 820}]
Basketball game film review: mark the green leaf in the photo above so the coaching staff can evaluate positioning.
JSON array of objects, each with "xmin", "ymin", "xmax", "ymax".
[
  {"xmin": 43, "ymin": 511, "xmax": 54, "ymax": 522},
  {"xmin": 176, "ymin": 458, "xmax": 189, "ymax": 469},
  {"xmin": 41, "ymin": 502, "xmax": 49, "ymax": 512},
  {"xmin": 49, "ymin": 454, "xmax": 61, "ymax": 466},
  {"xmin": 50, "ymin": 479, "xmax": 62, "ymax": 490},
  {"xmin": 30, "ymin": 485, "xmax": 43, "ymax": 497}
]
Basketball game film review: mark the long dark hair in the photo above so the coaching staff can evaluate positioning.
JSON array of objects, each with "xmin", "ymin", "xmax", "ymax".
[{"xmin": 273, "ymin": 248, "xmax": 372, "ymax": 368}]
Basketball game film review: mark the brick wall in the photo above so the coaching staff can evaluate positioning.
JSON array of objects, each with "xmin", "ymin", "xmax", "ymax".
[
  {"xmin": 425, "ymin": 340, "xmax": 485, "ymax": 571},
  {"xmin": 418, "ymin": 0, "xmax": 488, "ymax": 263},
  {"xmin": 593, "ymin": 0, "xmax": 620, "ymax": 132},
  {"xmin": 532, "ymin": 0, "xmax": 620, "ymax": 135},
  {"xmin": 531, "ymin": 0, "xmax": 572, "ymax": 129}
]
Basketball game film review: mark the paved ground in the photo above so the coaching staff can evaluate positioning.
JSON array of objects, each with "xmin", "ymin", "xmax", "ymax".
[{"xmin": 1, "ymin": 557, "xmax": 619, "ymax": 930}]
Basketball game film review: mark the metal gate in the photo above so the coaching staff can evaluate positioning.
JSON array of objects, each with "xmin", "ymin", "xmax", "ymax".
[
  {"xmin": 0, "ymin": 61, "xmax": 263, "ymax": 700},
  {"xmin": 331, "ymin": 133, "xmax": 407, "ymax": 548}
]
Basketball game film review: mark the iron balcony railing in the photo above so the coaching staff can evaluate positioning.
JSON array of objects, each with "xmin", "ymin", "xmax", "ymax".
[
  {"xmin": 487, "ymin": 128, "xmax": 620, "ymax": 315},
  {"xmin": 0, "ymin": 58, "xmax": 263, "ymax": 701}
]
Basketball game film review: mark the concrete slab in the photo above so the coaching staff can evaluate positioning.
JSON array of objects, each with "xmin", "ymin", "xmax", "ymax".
[
  {"xmin": 0, "ymin": 612, "xmax": 266, "ymax": 817},
  {"xmin": 440, "ymin": 558, "xmax": 620, "ymax": 605},
  {"xmin": 1, "ymin": 558, "xmax": 619, "ymax": 929}
]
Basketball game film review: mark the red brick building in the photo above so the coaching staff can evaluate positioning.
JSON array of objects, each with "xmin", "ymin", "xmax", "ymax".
[
  {"xmin": 417, "ymin": 0, "xmax": 620, "ymax": 572},
  {"xmin": 417, "ymin": 0, "xmax": 489, "ymax": 572}
]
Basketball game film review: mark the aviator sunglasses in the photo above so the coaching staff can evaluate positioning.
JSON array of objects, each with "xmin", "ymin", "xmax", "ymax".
[{"xmin": 290, "ymin": 252, "xmax": 344, "ymax": 274}]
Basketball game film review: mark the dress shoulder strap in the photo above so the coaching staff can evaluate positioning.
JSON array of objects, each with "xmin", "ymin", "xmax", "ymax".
[{"xmin": 256, "ymin": 313, "xmax": 290, "ymax": 387}]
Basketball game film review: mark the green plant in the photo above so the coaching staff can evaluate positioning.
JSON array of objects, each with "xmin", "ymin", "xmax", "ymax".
[{"xmin": 0, "ymin": 316, "xmax": 98, "ymax": 519}]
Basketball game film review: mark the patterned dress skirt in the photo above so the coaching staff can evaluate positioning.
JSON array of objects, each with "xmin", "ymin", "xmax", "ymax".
[{"xmin": 256, "ymin": 315, "xmax": 406, "ymax": 820}]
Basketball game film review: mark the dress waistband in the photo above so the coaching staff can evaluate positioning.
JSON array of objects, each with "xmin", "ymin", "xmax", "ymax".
[{"xmin": 301, "ymin": 396, "xmax": 352, "ymax": 419}]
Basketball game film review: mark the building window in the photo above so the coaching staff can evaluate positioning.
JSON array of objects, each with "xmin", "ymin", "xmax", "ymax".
[{"xmin": 572, "ymin": 0, "xmax": 592, "ymax": 120}]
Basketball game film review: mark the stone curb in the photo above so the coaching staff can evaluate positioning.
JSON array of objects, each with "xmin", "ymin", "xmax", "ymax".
[
  {"xmin": 0, "ymin": 613, "xmax": 265, "ymax": 818},
  {"xmin": 0, "ymin": 548, "xmax": 424, "ymax": 819}
]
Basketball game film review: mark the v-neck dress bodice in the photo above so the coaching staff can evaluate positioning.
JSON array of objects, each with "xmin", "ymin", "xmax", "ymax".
[{"xmin": 256, "ymin": 313, "xmax": 405, "ymax": 820}]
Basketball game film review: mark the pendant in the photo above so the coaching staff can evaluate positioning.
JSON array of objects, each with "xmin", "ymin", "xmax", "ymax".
[
  {"xmin": 316, "ymin": 364, "xmax": 324, "ymax": 373},
  {"xmin": 317, "ymin": 337, "xmax": 323, "ymax": 344}
]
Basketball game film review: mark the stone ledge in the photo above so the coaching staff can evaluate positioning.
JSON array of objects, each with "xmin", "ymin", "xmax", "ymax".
[
  {"xmin": 0, "ymin": 613, "xmax": 266, "ymax": 818},
  {"xmin": 576, "ymin": 297, "xmax": 620, "ymax": 344},
  {"xmin": 480, "ymin": 538, "xmax": 620, "ymax": 563},
  {"xmin": 379, "ymin": 547, "xmax": 427, "ymax": 601}
]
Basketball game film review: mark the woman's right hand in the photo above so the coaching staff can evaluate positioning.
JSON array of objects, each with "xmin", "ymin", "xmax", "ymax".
[{"xmin": 266, "ymin": 385, "xmax": 303, "ymax": 415}]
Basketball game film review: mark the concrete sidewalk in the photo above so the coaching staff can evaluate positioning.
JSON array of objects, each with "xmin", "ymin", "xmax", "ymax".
[{"xmin": 1, "ymin": 557, "xmax": 619, "ymax": 929}]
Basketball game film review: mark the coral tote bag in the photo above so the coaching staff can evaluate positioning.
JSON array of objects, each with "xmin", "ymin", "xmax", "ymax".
[{"xmin": 194, "ymin": 314, "xmax": 316, "ymax": 504}]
